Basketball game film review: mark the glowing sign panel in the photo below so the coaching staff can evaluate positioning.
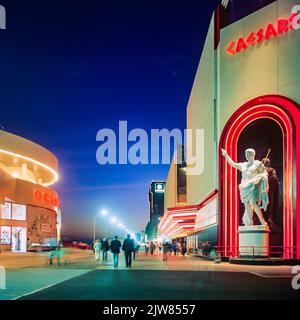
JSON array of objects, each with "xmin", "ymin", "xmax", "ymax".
[
  {"xmin": 33, "ymin": 189, "xmax": 60, "ymax": 207},
  {"xmin": 155, "ymin": 183, "xmax": 165, "ymax": 193},
  {"xmin": 226, "ymin": 13, "xmax": 299, "ymax": 55}
]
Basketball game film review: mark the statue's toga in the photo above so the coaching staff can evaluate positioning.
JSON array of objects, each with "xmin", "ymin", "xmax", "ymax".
[{"xmin": 221, "ymin": 148, "xmax": 269, "ymax": 227}]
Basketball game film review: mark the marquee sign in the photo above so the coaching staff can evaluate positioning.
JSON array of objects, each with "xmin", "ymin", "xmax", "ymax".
[
  {"xmin": 226, "ymin": 12, "xmax": 299, "ymax": 55},
  {"xmin": 33, "ymin": 189, "xmax": 60, "ymax": 207}
]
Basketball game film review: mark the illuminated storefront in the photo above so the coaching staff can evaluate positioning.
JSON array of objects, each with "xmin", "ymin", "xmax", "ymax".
[
  {"xmin": 159, "ymin": 0, "xmax": 300, "ymax": 260},
  {"xmin": 0, "ymin": 130, "xmax": 61, "ymax": 252}
]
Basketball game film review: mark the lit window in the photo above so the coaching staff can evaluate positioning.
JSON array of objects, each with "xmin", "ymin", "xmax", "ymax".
[
  {"xmin": 12, "ymin": 204, "xmax": 26, "ymax": 221},
  {"xmin": 1, "ymin": 202, "xmax": 11, "ymax": 219},
  {"xmin": 1, "ymin": 226, "xmax": 11, "ymax": 245}
]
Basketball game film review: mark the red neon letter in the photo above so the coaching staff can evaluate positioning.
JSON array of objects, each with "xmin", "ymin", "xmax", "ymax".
[
  {"xmin": 235, "ymin": 37, "xmax": 247, "ymax": 53},
  {"xmin": 264, "ymin": 23, "xmax": 278, "ymax": 40},
  {"xmin": 256, "ymin": 28, "xmax": 265, "ymax": 44},
  {"xmin": 33, "ymin": 189, "xmax": 42, "ymax": 202},
  {"xmin": 246, "ymin": 32, "xmax": 256, "ymax": 46},
  {"xmin": 277, "ymin": 18, "xmax": 289, "ymax": 34},
  {"xmin": 43, "ymin": 192, "xmax": 50, "ymax": 204},
  {"xmin": 226, "ymin": 41, "xmax": 236, "ymax": 55}
]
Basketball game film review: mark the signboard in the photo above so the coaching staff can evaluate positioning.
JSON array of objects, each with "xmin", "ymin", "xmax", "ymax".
[
  {"xmin": 155, "ymin": 183, "xmax": 165, "ymax": 193},
  {"xmin": 226, "ymin": 12, "xmax": 299, "ymax": 55},
  {"xmin": 33, "ymin": 189, "xmax": 60, "ymax": 207},
  {"xmin": 27, "ymin": 206, "xmax": 56, "ymax": 245}
]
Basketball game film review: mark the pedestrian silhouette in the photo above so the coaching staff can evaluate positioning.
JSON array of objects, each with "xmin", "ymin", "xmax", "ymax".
[{"xmin": 122, "ymin": 234, "xmax": 134, "ymax": 268}]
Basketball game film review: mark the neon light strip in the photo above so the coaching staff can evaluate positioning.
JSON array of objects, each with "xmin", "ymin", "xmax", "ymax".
[
  {"xmin": 168, "ymin": 225, "xmax": 194, "ymax": 237},
  {"xmin": 0, "ymin": 149, "xmax": 59, "ymax": 186},
  {"xmin": 159, "ymin": 213, "xmax": 196, "ymax": 234},
  {"xmin": 164, "ymin": 220, "xmax": 182, "ymax": 234}
]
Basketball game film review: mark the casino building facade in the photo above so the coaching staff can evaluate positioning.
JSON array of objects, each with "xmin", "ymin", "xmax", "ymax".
[
  {"xmin": 158, "ymin": 0, "xmax": 300, "ymax": 260},
  {"xmin": 0, "ymin": 130, "xmax": 61, "ymax": 252}
]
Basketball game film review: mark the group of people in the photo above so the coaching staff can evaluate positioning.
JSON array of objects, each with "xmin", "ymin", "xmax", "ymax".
[
  {"xmin": 161, "ymin": 241, "xmax": 187, "ymax": 261},
  {"xmin": 145, "ymin": 241, "xmax": 156, "ymax": 255},
  {"xmin": 143, "ymin": 241, "xmax": 187, "ymax": 261},
  {"xmin": 93, "ymin": 234, "xmax": 139, "ymax": 268}
]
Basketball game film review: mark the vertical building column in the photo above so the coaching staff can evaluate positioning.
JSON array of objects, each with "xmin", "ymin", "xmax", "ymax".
[
  {"xmin": 56, "ymin": 208, "xmax": 62, "ymax": 243},
  {"xmin": 21, "ymin": 163, "xmax": 27, "ymax": 179}
]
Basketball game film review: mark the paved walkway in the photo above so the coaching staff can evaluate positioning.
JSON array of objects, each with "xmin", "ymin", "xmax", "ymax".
[
  {"xmin": 0, "ymin": 249, "xmax": 93, "ymax": 300},
  {"xmin": 94, "ymin": 252, "xmax": 295, "ymax": 278},
  {"xmin": 22, "ymin": 270, "xmax": 300, "ymax": 300},
  {"xmin": 0, "ymin": 248, "xmax": 93, "ymax": 269},
  {"xmin": 0, "ymin": 251, "xmax": 298, "ymax": 300}
]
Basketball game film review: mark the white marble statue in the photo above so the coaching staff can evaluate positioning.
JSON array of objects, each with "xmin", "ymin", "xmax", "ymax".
[{"xmin": 221, "ymin": 148, "xmax": 269, "ymax": 227}]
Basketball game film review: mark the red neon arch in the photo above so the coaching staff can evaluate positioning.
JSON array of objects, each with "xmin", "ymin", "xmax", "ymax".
[{"xmin": 218, "ymin": 95, "xmax": 300, "ymax": 259}]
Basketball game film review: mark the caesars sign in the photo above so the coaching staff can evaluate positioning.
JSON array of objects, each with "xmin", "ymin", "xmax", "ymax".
[{"xmin": 226, "ymin": 9, "xmax": 300, "ymax": 55}]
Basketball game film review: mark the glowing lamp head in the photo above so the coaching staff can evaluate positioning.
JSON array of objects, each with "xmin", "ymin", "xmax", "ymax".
[
  {"xmin": 110, "ymin": 217, "xmax": 117, "ymax": 224},
  {"xmin": 101, "ymin": 209, "xmax": 108, "ymax": 216}
]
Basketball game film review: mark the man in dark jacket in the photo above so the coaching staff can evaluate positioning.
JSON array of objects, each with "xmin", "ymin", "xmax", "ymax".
[
  {"xmin": 110, "ymin": 236, "xmax": 122, "ymax": 268},
  {"xmin": 122, "ymin": 234, "xmax": 134, "ymax": 268}
]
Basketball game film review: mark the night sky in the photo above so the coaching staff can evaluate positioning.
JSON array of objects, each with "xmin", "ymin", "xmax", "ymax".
[{"xmin": 0, "ymin": 0, "xmax": 219, "ymax": 240}]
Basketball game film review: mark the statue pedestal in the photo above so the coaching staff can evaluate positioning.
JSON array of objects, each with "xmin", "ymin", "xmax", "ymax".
[{"xmin": 238, "ymin": 225, "xmax": 270, "ymax": 257}]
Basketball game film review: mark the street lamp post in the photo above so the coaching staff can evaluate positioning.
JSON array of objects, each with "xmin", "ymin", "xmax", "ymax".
[
  {"xmin": 94, "ymin": 209, "xmax": 108, "ymax": 242},
  {"xmin": 93, "ymin": 215, "xmax": 96, "ymax": 242}
]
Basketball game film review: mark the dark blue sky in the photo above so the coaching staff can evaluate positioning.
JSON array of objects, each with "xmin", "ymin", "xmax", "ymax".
[{"xmin": 0, "ymin": 0, "xmax": 219, "ymax": 240}]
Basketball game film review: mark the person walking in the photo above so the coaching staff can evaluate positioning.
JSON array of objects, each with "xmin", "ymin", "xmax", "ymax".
[
  {"xmin": 110, "ymin": 236, "xmax": 122, "ymax": 268},
  {"xmin": 56, "ymin": 241, "xmax": 63, "ymax": 266},
  {"xmin": 177, "ymin": 242, "xmax": 182, "ymax": 255},
  {"xmin": 93, "ymin": 239, "xmax": 102, "ymax": 262},
  {"xmin": 150, "ymin": 242, "xmax": 155, "ymax": 255},
  {"xmin": 122, "ymin": 234, "xmax": 134, "ymax": 268},
  {"xmin": 159, "ymin": 243, "xmax": 162, "ymax": 255},
  {"xmin": 102, "ymin": 238, "xmax": 109, "ymax": 262},
  {"xmin": 172, "ymin": 242, "xmax": 177, "ymax": 256},
  {"xmin": 91, "ymin": 240, "xmax": 96, "ymax": 254},
  {"xmin": 162, "ymin": 242, "xmax": 169, "ymax": 261},
  {"xmin": 135, "ymin": 243, "xmax": 140, "ymax": 258},
  {"xmin": 145, "ymin": 243, "xmax": 149, "ymax": 255},
  {"xmin": 182, "ymin": 242, "xmax": 187, "ymax": 256}
]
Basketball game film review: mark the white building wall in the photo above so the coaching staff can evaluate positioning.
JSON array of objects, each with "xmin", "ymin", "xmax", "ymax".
[{"xmin": 187, "ymin": 15, "xmax": 217, "ymax": 206}]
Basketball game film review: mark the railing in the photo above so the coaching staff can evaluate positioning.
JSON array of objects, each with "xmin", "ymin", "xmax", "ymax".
[{"xmin": 214, "ymin": 245, "xmax": 298, "ymax": 259}]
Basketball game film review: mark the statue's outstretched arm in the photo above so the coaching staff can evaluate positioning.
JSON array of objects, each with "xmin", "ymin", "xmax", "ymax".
[{"xmin": 221, "ymin": 149, "xmax": 241, "ymax": 171}]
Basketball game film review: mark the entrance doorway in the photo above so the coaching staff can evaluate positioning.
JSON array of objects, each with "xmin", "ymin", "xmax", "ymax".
[
  {"xmin": 218, "ymin": 95, "xmax": 300, "ymax": 259},
  {"xmin": 12, "ymin": 227, "xmax": 27, "ymax": 252},
  {"xmin": 238, "ymin": 118, "xmax": 283, "ymax": 255}
]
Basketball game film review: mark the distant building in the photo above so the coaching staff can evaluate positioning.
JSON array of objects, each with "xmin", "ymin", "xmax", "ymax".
[
  {"xmin": 144, "ymin": 181, "xmax": 165, "ymax": 241},
  {"xmin": 0, "ymin": 130, "xmax": 61, "ymax": 252}
]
